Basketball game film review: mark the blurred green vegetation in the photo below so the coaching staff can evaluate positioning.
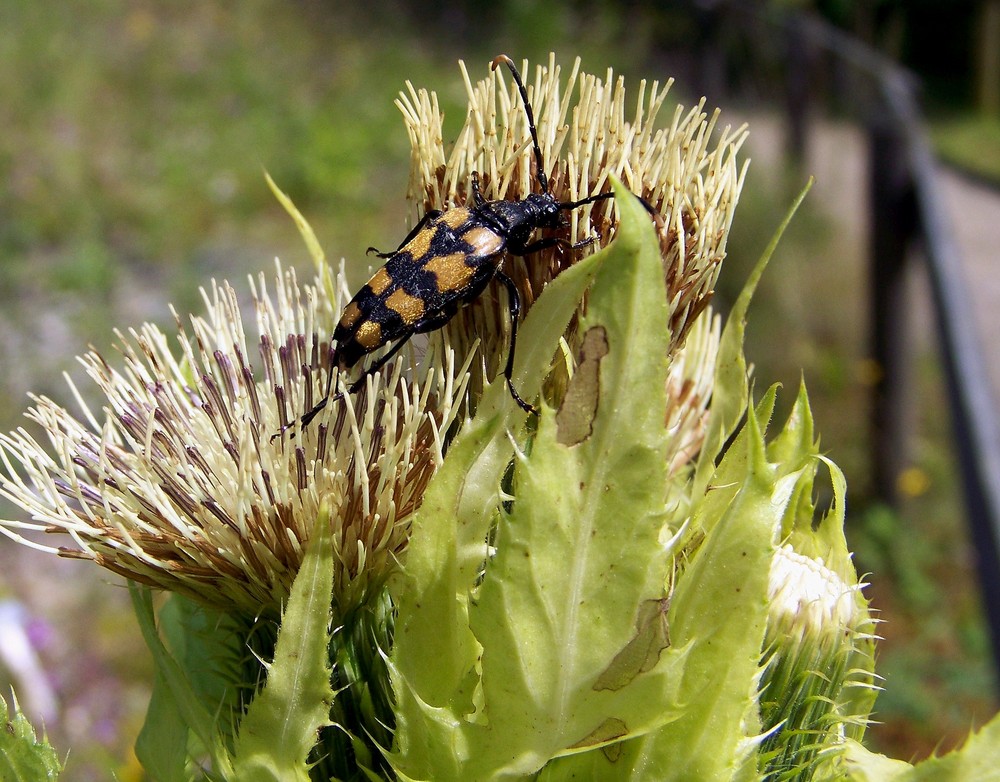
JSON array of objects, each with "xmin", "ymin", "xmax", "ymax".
[
  {"xmin": 932, "ymin": 114, "xmax": 1000, "ymax": 186},
  {"xmin": 0, "ymin": 3, "xmax": 417, "ymax": 297},
  {"xmin": 0, "ymin": 0, "xmax": 996, "ymax": 778}
]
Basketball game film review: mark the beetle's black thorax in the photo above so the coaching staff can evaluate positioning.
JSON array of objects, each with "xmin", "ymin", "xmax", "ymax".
[{"xmin": 475, "ymin": 192, "xmax": 562, "ymax": 254}]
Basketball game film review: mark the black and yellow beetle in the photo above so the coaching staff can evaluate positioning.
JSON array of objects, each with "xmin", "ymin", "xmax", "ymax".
[{"xmin": 283, "ymin": 54, "xmax": 639, "ymax": 434}]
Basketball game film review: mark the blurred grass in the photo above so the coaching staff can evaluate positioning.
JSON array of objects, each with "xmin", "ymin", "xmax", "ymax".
[
  {"xmin": 0, "ymin": 2, "xmax": 421, "ymax": 302},
  {"xmin": 0, "ymin": 1, "xmax": 996, "ymax": 778},
  {"xmin": 931, "ymin": 113, "xmax": 1000, "ymax": 186}
]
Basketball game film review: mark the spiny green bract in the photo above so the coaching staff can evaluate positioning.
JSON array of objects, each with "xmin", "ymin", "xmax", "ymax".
[{"xmin": 0, "ymin": 693, "xmax": 61, "ymax": 782}]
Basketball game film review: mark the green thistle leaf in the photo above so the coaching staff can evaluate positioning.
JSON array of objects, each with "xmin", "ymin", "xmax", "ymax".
[
  {"xmin": 388, "ymin": 218, "xmax": 609, "ymax": 716},
  {"xmin": 0, "ymin": 693, "xmax": 61, "ymax": 781},
  {"xmin": 466, "ymin": 181, "xmax": 688, "ymax": 773},
  {"xmin": 823, "ymin": 710, "xmax": 1000, "ymax": 780},
  {"xmin": 610, "ymin": 399, "xmax": 791, "ymax": 781},
  {"xmin": 230, "ymin": 505, "xmax": 336, "ymax": 781},
  {"xmin": 390, "ymin": 182, "xmax": 689, "ymax": 781},
  {"xmin": 132, "ymin": 584, "xmax": 235, "ymax": 780}
]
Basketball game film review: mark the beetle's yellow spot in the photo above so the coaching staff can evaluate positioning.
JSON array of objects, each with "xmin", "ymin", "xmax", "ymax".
[
  {"xmin": 340, "ymin": 301, "xmax": 363, "ymax": 328},
  {"xmin": 355, "ymin": 321, "xmax": 383, "ymax": 350},
  {"xmin": 440, "ymin": 208, "xmax": 473, "ymax": 230},
  {"xmin": 425, "ymin": 253, "xmax": 475, "ymax": 293},
  {"xmin": 462, "ymin": 225, "xmax": 504, "ymax": 258},
  {"xmin": 385, "ymin": 288, "xmax": 425, "ymax": 323},
  {"xmin": 404, "ymin": 226, "xmax": 433, "ymax": 260},
  {"xmin": 367, "ymin": 267, "xmax": 393, "ymax": 296}
]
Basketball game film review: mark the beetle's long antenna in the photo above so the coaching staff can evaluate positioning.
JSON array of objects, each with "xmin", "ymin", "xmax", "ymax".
[
  {"xmin": 560, "ymin": 190, "xmax": 661, "ymax": 223},
  {"xmin": 491, "ymin": 54, "xmax": 548, "ymax": 196},
  {"xmin": 559, "ymin": 192, "xmax": 615, "ymax": 210}
]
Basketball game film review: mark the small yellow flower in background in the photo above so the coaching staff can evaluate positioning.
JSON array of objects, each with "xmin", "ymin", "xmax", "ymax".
[
  {"xmin": 897, "ymin": 465, "xmax": 931, "ymax": 498},
  {"xmin": 0, "ymin": 262, "xmax": 468, "ymax": 618}
]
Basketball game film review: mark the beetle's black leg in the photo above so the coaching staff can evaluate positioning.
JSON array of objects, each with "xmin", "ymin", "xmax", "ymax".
[
  {"xmin": 411, "ymin": 308, "xmax": 457, "ymax": 335},
  {"xmin": 471, "ymin": 171, "xmax": 487, "ymax": 206},
  {"xmin": 299, "ymin": 386, "xmax": 337, "ymax": 429},
  {"xmin": 284, "ymin": 336, "xmax": 413, "ymax": 438},
  {"xmin": 346, "ymin": 336, "xmax": 414, "ymax": 395},
  {"xmin": 558, "ymin": 191, "xmax": 614, "ymax": 210},
  {"xmin": 495, "ymin": 270, "xmax": 537, "ymax": 415},
  {"xmin": 271, "ymin": 348, "xmax": 341, "ymax": 440},
  {"xmin": 367, "ymin": 209, "xmax": 443, "ymax": 258},
  {"xmin": 515, "ymin": 235, "xmax": 599, "ymax": 257}
]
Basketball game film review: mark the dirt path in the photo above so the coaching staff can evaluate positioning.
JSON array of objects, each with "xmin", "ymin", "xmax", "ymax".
[{"xmin": 939, "ymin": 169, "xmax": 1000, "ymax": 402}]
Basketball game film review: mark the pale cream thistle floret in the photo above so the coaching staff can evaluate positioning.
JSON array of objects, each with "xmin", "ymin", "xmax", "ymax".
[{"xmin": 768, "ymin": 544, "xmax": 867, "ymax": 642}]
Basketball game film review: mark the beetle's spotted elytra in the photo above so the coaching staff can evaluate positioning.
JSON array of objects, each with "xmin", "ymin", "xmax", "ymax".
[{"xmin": 276, "ymin": 55, "xmax": 656, "ymax": 438}]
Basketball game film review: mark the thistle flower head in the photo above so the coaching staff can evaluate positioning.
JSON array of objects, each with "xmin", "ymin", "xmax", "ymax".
[
  {"xmin": 768, "ymin": 545, "xmax": 865, "ymax": 645},
  {"xmin": 0, "ymin": 263, "xmax": 467, "ymax": 618},
  {"xmin": 397, "ymin": 53, "xmax": 747, "ymax": 388},
  {"xmin": 759, "ymin": 544, "xmax": 879, "ymax": 779}
]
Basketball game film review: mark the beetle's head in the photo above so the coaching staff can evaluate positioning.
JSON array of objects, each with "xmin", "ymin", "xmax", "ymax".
[{"xmin": 525, "ymin": 192, "xmax": 561, "ymax": 229}]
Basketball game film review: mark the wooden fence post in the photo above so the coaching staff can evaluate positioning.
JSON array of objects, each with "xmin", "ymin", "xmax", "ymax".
[{"xmin": 868, "ymin": 118, "xmax": 917, "ymax": 507}]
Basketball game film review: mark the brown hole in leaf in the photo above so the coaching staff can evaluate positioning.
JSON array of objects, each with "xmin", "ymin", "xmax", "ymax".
[
  {"xmin": 555, "ymin": 325, "xmax": 609, "ymax": 446},
  {"xmin": 593, "ymin": 597, "xmax": 671, "ymax": 692}
]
